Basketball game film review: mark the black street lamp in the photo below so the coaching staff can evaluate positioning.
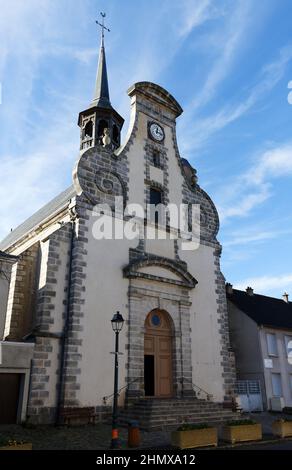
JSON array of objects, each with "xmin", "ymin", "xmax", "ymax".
[{"xmin": 110, "ymin": 311, "xmax": 124, "ymax": 449}]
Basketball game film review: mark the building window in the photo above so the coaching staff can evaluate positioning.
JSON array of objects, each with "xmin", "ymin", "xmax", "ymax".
[
  {"xmin": 84, "ymin": 121, "xmax": 93, "ymax": 138},
  {"xmin": 97, "ymin": 119, "xmax": 109, "ymax": 141},
  {"xmin": 150, "ymin": 188, "xmax": 162, "ymax": 206},
  {"xmin": 284, "ymin": 335, "xmax": 292, "ymax": 358},
  {"xmin": 149, "ymin": 188, "xmax": 162, "ymax": 225},
  {"xmin": 271, "ymin": 373, "xmax": 283, "ymax": 397},
  {"xmin": 152, "ymin": 151, "xmax": 160, "ymax": 168},
  {"xmin": 267, "ymin": 333, "xmax": 278, "ymax": 356}
]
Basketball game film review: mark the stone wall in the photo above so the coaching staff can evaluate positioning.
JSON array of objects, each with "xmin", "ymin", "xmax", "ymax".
[
  {"xmin": 4, "ymin": 245, "xmax": 39, "ymax": 341},
  {"xmin": 27, "ymin": 225, "xmax": 72, "ymax": 423},
  {"xmin": 0, "ymin": 258, "xmax": 14, "ymax": 340},
  {"xmin": 213, "ymin": 246, "xmax": 236, "ymax": 401}
]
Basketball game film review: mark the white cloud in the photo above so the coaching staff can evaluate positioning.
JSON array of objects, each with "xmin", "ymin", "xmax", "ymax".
[
  {"xmin": 224, "ymin": 229, "xmax": 290, "ymax": 247},
  {"xmin": 181, "ymin": 43, "xmax": 292, "ymax": 153},
  {"xmin": 216, "ymin": 142, "xmax": 292, "ymax": 221},
  {"xmin": 218, "ymin": 184, "xmax": 271, "ymax": 221},
  {"xmin": 189, "ymin": 0, "xmax": 252, "ymax": 111},
  {"xmin": 249, "ymin": 144, "xmax": 292, "ymax": 184},
  {"xmin": 112, "ymin": 0, "xmax": 225, "ymax": 135},
  {"xmin": 234, "ymin": 273, "xmax": 292, "ymax": 297},
  {"xmin": 0, "ymin": 138, "xmax": 78, "ymax": 239},
  {"xmin": 177, "ymin": 0, "xmax": 221, "ymax": 38}
]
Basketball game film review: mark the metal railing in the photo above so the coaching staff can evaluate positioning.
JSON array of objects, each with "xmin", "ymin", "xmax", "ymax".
[
  {"xmin": 102, "ymin": 376, "xmax": 213, "ymax": 404},
  {"xmin": 181, "ymin": 377, "xmax": 213, "ymax": 401},
  {"xmin": 102, "ymin": 377, "xmax": 141, "ymax": 405}
]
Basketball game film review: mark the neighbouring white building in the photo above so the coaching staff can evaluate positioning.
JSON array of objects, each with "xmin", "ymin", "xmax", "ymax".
[
  {"xmin": 0, "ymin": 29, "xmax": 236, "ymax": 427},
  {"xmin": 227, "ymin": 285, "xmax": 292, "ymax": 412}
]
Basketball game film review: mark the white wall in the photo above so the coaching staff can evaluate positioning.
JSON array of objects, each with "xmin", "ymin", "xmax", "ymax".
[
  {"xmin": 180, "ymin": 243, "xmax": 226, "ymax": 401},
  {"xmin": 259, "ymin": 328, "xmax": 292, "ymax": 409},
  {"xmin": 76, "ymin": 214, "xmax": 138, "ymax": 406}
]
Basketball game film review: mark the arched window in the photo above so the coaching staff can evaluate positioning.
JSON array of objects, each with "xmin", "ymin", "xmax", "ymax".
[
  {"xmin": 84, "ymin": 121, "xmax": 93, "ymax": 138},
  {"xmin": 98, "ymin": 120, "xmax": 109, "ymax": 140},
  {"xmin": 113, "ymin": 124, "xmax": 120, "ymax": 145}
]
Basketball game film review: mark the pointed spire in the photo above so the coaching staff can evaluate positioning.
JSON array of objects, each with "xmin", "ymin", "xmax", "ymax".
[
  {"xmin": 91, "ymin": 13, "xmax": 111, "ymax": 109},
  {"xmin": 78, "ymin": 13, "xmax": 124, "ymax": 151}
]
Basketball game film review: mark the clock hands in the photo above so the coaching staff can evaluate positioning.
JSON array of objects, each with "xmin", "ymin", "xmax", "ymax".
[{"xmin": 149, "ymin": 122, "xmax": 165, "ymax": 142}]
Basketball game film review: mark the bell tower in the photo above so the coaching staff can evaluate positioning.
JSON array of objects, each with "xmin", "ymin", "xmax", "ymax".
[{"xmin": 78, "ymin": 13, "xmax": 124, "ymax": 151}]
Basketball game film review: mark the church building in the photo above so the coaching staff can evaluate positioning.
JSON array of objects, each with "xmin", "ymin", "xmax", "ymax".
[{"xmin": 0, "ymin": 23, "xmax": 236, "ymax": 427}]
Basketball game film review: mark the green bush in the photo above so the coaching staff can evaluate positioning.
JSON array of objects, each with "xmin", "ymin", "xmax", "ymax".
[
  {"xmin": 177, "ymin": 423, "xmax": 211, "ymax": 431},
  {"xmin": 0, "ymin": 438, "xmax": 27, "ymax": 447},
  {"xmin": 226, "ymin": 419, "xmax": 257, "ymax": 426}
]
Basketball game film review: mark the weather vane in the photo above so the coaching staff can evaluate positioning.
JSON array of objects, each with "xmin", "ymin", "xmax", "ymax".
[{"xmin": 96, "ymin": 12, "xmax": 110, "ymax": 43}]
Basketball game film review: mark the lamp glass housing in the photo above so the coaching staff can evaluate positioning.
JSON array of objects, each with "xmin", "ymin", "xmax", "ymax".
[{"xmin": 111, "ymin": 312, "xmax": 124, "ymax": 333}]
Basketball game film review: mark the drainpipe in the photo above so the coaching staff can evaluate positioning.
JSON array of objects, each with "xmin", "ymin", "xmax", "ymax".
[{"xmin": 55, "ymin": 211, "xmax": 76, "ymax": 425}]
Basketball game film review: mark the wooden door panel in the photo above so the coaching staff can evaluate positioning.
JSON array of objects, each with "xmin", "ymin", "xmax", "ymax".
[
  {"xmin": 145, "ymin": 335, "xmax": 155, "ymax": 354},
  {"xmin": 158, "ymin": 337, "xmax": 171, "ymax": 352},
  {"xmin": 157, "ymin": 355, "xmax": 172, "ymax": 396},
  {"xmin": 144, "ymin": 310, "xmax": 173, "ymax": 398}
]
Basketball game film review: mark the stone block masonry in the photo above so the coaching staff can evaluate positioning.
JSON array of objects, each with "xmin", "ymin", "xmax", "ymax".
[
  {"xmin": 213, "ymin": 246, "xmax": 236, "ymax": 401},
  {"xmin": 4, "ymin": 244, "xmax": 39, "ymax": 341},
  {"xmin": 27, "ymin": 225, "xmax": 73, "ymax": 423}
]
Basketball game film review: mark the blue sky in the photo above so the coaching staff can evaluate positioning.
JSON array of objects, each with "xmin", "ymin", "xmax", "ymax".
[{"xmin": 1, "ymin": 0, "xmax": 292, "ymax": 298}]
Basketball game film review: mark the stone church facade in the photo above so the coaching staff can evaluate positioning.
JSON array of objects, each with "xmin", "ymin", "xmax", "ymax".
[{"xmin": 0, "ymin": 34, "xmax": 235, "ymax": 425}]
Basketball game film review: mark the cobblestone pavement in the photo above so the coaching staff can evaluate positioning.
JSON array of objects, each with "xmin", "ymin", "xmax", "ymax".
[
  {"xmin": 0, "ymin": 412, "xmax": 291, "ymax": 450},
  {"xmin": 0, "ymin": 424, "xmax": 171, "ymax": 450}
]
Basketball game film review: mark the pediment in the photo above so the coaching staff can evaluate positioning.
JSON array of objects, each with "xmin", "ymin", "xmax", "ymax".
[
  {"xmin": 137, "ymin": 265, "xmax": 182, "ymax": 282},
  {"xmin": 123, "ymin": 254, "xmax": 197, "ymax": 289}
]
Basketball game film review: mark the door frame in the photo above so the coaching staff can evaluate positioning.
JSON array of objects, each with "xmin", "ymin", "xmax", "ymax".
[
  {"xmin": 144, "ymin": 309, "xmax": 174, "ymax": 398},
  {"xmin": 0, "ymin": 369, "xmax": 28, "ymax": 423}
]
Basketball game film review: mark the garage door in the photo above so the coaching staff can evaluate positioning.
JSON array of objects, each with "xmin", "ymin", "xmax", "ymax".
[
  {"xmin": 235, "ymin": 380, "xmax": 263, "ymax": 412},
  {"xmin": 0, "ymin": 373, "xmax": 21, "ymax": 424}
]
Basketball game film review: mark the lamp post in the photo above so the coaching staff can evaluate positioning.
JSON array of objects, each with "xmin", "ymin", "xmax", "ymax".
[{"xmin": 110, "ymin": 311, "xmax": 124, "ymax": 449}]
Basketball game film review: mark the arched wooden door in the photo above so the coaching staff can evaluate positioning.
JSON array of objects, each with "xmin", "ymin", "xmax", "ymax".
[{"xmin": 144, "ymin": 310, "xmax": 173, "ymax": 397}]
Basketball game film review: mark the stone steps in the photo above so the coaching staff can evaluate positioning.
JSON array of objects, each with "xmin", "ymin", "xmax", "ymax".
[{"xmin": 116, "ymin": 398, "xmax": 238, "ymax": 431}]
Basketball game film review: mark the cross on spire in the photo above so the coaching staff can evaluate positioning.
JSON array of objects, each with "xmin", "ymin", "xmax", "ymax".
[
  {"xmin": 96, "ymin": 12, "xmax": 110, "ymax": 45},
  {"xmin": 91, "ymin": 12, "xmax": 111, "ymax": 108}
]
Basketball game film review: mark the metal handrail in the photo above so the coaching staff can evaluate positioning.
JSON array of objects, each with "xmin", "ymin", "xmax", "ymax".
[
  {"xmin": 102, "ymin": 377, "xmax": 141, "ymax": 405},
  {"xmin": 103, "ymin": 376, "xmax": 213, "ymax": 404},
  {"xmin": 181, "ymin": 377, "xmax": 213, "ymax": 401}
]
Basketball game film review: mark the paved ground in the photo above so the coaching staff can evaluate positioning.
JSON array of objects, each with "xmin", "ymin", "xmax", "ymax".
[
  {"xmin": 0, "ymin": 412, "xmax": 291, "ymax": 450},
  {"xmin": 235, "ymin": 440, "xmax": 292, "ymax": 450},
  {"xmin": 243, "ymin": 411, "xmax": 292, "ymax": 435},
  {"xmin": 0, "ymin": 423, "xmax": 171, "ymax": 450}
]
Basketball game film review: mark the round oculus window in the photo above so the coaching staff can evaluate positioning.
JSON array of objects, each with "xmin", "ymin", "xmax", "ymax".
[{"xmin": 151, "ymin": 314, "xmax": 161, "ymax": 327}]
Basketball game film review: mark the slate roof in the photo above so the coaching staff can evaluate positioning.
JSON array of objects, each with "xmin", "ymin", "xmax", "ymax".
[
  {"xmin": 91, "ymin": 38, "xmax": 112, "ymax": 109},
  {"xmin": 0, "ymin": 251, "xmax": 18, "ymax": 261},
  {"xmin": 227, "ymin": 288, "xmax": 292, "ymax": 330},
  {"xmin": 0, "ymin": 185, "xmax": 76, "ymax": 251}
]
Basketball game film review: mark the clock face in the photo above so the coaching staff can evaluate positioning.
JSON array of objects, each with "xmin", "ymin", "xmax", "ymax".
[{"xmin": 149, "ymin": 122, "xmax": 165, "ymax": 142}]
